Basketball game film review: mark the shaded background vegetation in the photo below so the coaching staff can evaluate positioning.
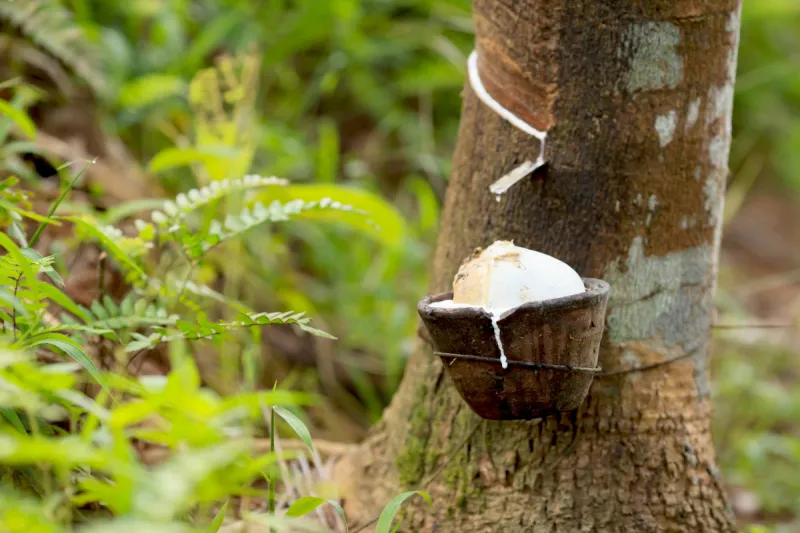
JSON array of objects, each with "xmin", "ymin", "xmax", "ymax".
[{"xmin": 1, "ymin": 0, "xmax": 799, "ymax": 531}]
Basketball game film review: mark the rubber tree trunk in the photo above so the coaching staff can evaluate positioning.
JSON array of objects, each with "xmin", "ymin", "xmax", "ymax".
[{"xmin": 336, "ymin": 1, "xmax": 741, "ymax": 531}]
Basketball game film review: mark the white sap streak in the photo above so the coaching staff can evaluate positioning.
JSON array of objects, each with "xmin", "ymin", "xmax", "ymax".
[
  {"xmin": 466, "ymin": 50, "xmax": 548, "ymax": 199},
  {"xmin": 490, "ymin": 311, "xmax": 508, "ymax": 369},
  {"xmin": 431, "ymin": 300, "xmax": 511, "ymax": 369},
  {"xmin": 467, "ymin": 51, "xmax": 547, "ymax": 140},
  {"xmin": 489, "ymin": 157, "xmax": 546, "ymax": 198}
]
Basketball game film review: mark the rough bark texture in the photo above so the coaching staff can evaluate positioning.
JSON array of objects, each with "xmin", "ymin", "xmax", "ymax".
[{"xmin": 335, "ymin": 1, "xmax": 742, "ymax": 531}]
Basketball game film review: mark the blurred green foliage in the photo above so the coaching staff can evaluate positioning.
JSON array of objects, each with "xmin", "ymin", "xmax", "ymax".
[
  {"xmin": 0, "ymin": 94, "xmax": 430, "ymax": 529},
  {"xmin": 68, "ymin": 0, "xmax": 466, "ymax": 420},
  {"xmin": 732, "ymin": 2, "xmax": 800, "ymax": 193},
  {"xmin": 713, "ymin": 339, "xmax": 800, "ymax": 532}
]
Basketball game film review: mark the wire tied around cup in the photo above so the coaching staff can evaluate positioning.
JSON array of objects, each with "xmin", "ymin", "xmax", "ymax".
[{"xmin": 432, "ymin": 348, "xmax": 700, "ymax": 378}]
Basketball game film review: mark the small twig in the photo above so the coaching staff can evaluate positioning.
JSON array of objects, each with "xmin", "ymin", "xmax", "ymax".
[
  {"xmin": 268, "ymin": 398, "xmax": 276, "ymax": 533},
  {"xmin": 66, "ymin": 243, "xmax": 87, "ymax": 274},
  {"xmin": 154, "ymin": 241, "xmax": 183, "ymax": 288},
  {"xmin": 29, "ymin": 160, "xmax": 91, "ymax": 249},
  {"xmin": 125, "ymin": 348, "xmax": 148, "ymax": 373},
  {"xmin": 11, "ymin": 274, "xmax": 21, "ymax": 341},
  {"xmin": 97, "ymin": 252, "xmax": 107, "ymax": 300},
  {"xmin": 174, "ymin": 262, "xmax": 197, "ymax": 308}
]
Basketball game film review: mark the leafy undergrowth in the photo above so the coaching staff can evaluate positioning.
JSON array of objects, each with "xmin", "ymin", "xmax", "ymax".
[
  {"xmin": 0, "ymin": 81, "xmax": 430, "ymax": 530},
  {"xmin": 713, "ymin": 337, "xmax": 800, "ymax": 533},
  {"xmin": 713, "ymin": 254, "xmax": 800, "ymax": 532}
]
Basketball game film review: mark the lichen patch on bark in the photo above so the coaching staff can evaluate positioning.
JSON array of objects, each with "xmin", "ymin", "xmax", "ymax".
[
  {"xmin": 604, "ymin": 237, "xmax": 712, "ymax": 347},
  {"xmin": 624, "ymin": 21, "xmax": 684, "ymax": 93},
  {"xmin": 687, "ymin": 97, "xmax": 702, "ymax": 130},
  {"xmin": 655, "ymin": 110, "xmax": 679, "ymax": 147}
]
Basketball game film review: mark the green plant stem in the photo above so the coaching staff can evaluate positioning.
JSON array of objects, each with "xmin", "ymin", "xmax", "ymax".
[
  {"xmin": 29, "ymin": 163, "xmax": 88, "ymax": 249},
  {"xmin": 174, "ymin": 262, "xmax": 196, "ymax": 308},
  {"xmin": 98, "ymin": 253, "xmax": 107, "ymax": 300},
  {"xmin": 11, "ymin": 274, "xmax": 21, "ymax": 341},
  {"xmin": 269, "ymin": 405, "xmax": 276, "ymax": 533}
]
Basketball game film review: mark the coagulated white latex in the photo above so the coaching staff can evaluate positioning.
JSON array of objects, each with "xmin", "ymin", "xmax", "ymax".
[{"xmin": 452, "ymin": 240, "xmax": 584, "ymax": 309}]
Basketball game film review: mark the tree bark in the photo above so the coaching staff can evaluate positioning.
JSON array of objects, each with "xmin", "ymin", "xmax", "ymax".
[{"xmin": 336, "ymin": 1, "xmax": 741, "ymax": 531}]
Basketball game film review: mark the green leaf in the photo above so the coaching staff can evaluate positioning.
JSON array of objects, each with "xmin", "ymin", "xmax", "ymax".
[
  {"xmin": 55, "ymin": 389, "xmax": 110, "ymax": 422},
  {"xmin": 0, "ymin": 288, "xmax": 30, "ymax": 318},
  {"xmin": 256, "ymin": 184, "xmax": 407, "ymax": 247},
  {"xmin": 0, "ymin": 485, "xmax": 66, "ymax": 533},
  {"xmin": 101, "ymin": 198, "xmax": 169, "ymax": 225},
  {"xmin": 0, "ymin": 232, "xmax": 36, "ymax": 293},
  {"xmin": 298, "ymin": 323, "xmax": 337, "ymax": 340},
  {"xmin": 109, "ymin": 400, "xmax": 156, "ymax": 429},
  {"xmin": 90, "ymin": 300, "xmax": 109, "ymax": 320},
  {"xmin": 0, "ymin": 198, "xmax": 60, "ymax": 225},
  {"xmin": 219, "ymin": 391, "xmax": 316, "ymax": 423},
  {"xmin": 375, "ymin": 491, "xmax": 432, "ymax": 533},
  {"xmin": 182, "ymin": 11, "xmax": 244, "ymax": 75},
  {"xmin": 286, "ymin": 496, "xmax": 347, "ymax": 529},
  {"xmin": 131, "ymin": 443, "xmax": 249, "ymax": 520},
  {"xmin": 316, "ymin": 119, "xmax": 339, "ymax": 183},
  {"xmin": 0, "ymin": 434, "xmax": 116, "ymax": 471},
  {"xmin": 148, "ymin": 176, "xmax": 287, "ymax": 229},
  {"xmin": 206, "ymin": 501, "xmax": 229, "ymax": 533},
  {"xmin": 0, "ymin": 407, "xmax": 26, "ymax": 433},
  {"xmin": 119, "ymin": 74, "xmax": 186, "ymax": 109},
  {"xmin": 390, "ymin": 518, "xmax": 404, "ymax": 533},
  {"xmin": 286, "ymin": 496, "xmax": 327, "ymax": 517},
  {"xmin": 148, "ymin": 146, "xmax": 239, "ymax": 174},
  {"xmin": 23, "ymin": 333, "xmax": 104, "ymax": 387},
  {"xmin": 20, "ymin": 248, "xmax": 63, "ymax": 286},
  {"xmin": 273, "ymin": 406, "xmax": 314, "ymax": 456},
  {"xmin": 0, "ymin": 99, "xmax": 36, "ymax": 139},
  {"xmin": 39, "ymin": 283, "xmax": 92, "ymax": 323}
]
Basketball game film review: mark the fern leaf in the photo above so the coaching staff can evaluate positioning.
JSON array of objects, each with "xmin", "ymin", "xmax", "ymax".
[
  {"xmin": 58, "ymin": 293, "xmax": 177, "ymax": 333},
  {"xmin": 123, "ymin": 310, "xmax": 334, "ymax": 353},
  {"xmin": 148, "ymin": 175, "xmax": 288, "ymax": 229},
  {"xmin": 0, "ymin": 0, "xmax": 107, "ymax": 95},
  {"xmin": 182, "ymin": 198, "xmax": 365, "ymax": 259}
]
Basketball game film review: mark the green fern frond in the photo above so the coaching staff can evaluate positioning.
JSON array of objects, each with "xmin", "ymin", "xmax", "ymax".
[
  {"xmin": 59, "ymin": 293, "xmax": 177, "ymax": 333},
  {"xmin": 0, "ymin": 0, "xmax": 107, "ymax": 95},
  {"xmin": 124, "ymin": 310, "xmax": 334, "ymax": 353},
  {"xmin": 149, "ymin": 175, "xmax": 289, "ymax": 229},
  {"xmin": 0, "ymin": 252, "xmax": 58, "ymax": 283},
  {"xmin": 182, "ymin": 198, "xmax": 366, "ymax": 259}
]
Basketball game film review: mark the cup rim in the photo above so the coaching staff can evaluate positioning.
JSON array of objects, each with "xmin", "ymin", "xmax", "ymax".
[{"xmin": 418, "ymin": 277, "xmax": 610, "ymax": 322}]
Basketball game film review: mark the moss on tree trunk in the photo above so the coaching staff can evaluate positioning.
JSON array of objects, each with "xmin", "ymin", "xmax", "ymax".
[{"xmin": 336, "ymin": 1, "xmax": 742, "ymax": 531}]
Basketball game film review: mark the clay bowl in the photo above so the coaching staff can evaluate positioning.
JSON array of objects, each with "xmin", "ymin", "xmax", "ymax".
[{"xmin": 417, "ymin": 278, "xmax": 610, "ymax": 420}]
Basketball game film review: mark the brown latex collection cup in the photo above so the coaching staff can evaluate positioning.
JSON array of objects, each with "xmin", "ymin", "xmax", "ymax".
[{"xmin": 417, "ymin": 278, "xmax": 610, "ymax": 420}]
